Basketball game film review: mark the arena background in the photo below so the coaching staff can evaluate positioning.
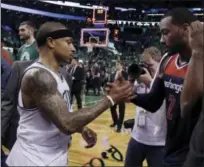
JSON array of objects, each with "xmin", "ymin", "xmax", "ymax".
[{"xmin": 1, "ymin": 0, "xmax": 203, "ymax": 166}]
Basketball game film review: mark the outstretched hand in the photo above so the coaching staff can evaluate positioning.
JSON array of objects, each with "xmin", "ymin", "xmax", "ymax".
[{"xmin": 105, "ymin": 81, "xmax": 136, "ymax": 103}]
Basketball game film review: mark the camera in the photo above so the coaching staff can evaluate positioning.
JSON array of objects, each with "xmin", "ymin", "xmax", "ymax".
[
  {"xmin": 128, "ymin": 63, "xmax": 150, "ymax": 83},
  {"xmin": 139, "ymin": 64, "xmax": 148, "ymax": 75}
]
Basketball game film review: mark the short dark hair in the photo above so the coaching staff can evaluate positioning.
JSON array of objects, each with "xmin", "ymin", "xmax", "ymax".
[
  {"xmin": 163, "ymin": 8, "xmax": 197, "ymax": 25},
  {"xmin": 20, "ymin": 21, "xmax": 35, "ymax": 29},
  {"xmin": 36, "ymin": 22, "xmax": 67, "ymax": 47}
]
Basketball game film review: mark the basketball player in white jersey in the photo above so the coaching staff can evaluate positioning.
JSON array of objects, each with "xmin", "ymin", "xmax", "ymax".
[{"xmin": 6, "ymin": 22, "xmax": 134, "ymax": 166}]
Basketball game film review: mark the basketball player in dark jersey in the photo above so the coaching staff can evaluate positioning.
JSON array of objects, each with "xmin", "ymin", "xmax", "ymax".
[
  {"xmin": 181, "ymin": 21, "xmax": 204, "ymax": 167},
  {"xmin": 131, "ymin": 8, "xmax": 202, "ymax": 166}
]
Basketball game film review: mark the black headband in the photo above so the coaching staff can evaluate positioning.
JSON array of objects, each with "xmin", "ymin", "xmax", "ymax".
[{"xmin": 37, "ymin": 29, "xmax": 73, "ymax": 46}]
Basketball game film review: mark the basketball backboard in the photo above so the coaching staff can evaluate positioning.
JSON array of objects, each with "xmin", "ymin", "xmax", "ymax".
[{"xmin": 80, "ymin": 28, "xmax": 109, "ymax": 47}]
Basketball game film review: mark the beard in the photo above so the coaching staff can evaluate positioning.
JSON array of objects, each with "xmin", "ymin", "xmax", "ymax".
[
  {"xmin": 20, "ymin": 34, "xmax": 30, "ymax": 41},
  {"xmin": 168, "ymin": 41, "xmax": 187, "ymax": 55},
  {"xmin": 56, "ymin": 56, "xmax": 72, "ymax": 67}
]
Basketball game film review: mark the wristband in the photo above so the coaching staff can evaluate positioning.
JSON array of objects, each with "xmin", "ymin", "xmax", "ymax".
[{"xmin": 106, "ymin": 95, "xmax": 115, "ymax": 106}]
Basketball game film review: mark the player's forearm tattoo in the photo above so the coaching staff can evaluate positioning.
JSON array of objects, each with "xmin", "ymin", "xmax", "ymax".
[
  {"xmin": 38, "ymin": 94, "xmax": 111, "ymax": 134},
  {"xmin": 21, "ymin": 68, "xmax": 112, "ymax": 135},
  {"xmin": 39, "ymin": 94, "xmax": 111, "ymax": 134},
  {"xmin": 69, "ymin": 98, "xmax": 111, "ymax": 132}
]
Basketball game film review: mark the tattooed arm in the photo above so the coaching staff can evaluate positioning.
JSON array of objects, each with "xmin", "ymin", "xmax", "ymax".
[{"xmin": 21, "ymin": 68, "xmax": 132, "ymax": 135}]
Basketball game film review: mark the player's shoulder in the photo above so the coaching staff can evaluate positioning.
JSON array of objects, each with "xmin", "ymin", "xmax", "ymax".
[
  {"xmin": 19, "ymin": 44, "xmax": 26, "ymax": 50},
  {"xmin": 158, "ymin": 52, "xmax": 175, "ymax": 74},
  {"xmin": 22, "ymin": 67, "xmax": 56, "ymax": 88},
  {"xmin": 12, "ymin": 60, "xmax": 34, "ymax": 68},
  {"xmin": 31, "ymin": 41, "xmax": 38, "ymax": 50},
  {"xmin": 21, "ymin": 68, "xmax": 58, "ymax": 98},
  {"xmin": 160, "ymin": 52, "xmax": 172, "ymax": 65}
]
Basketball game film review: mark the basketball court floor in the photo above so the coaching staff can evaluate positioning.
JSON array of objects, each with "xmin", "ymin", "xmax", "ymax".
[{"xmin": 69, "ymin": 95, "xmax": 147, "ymax": 166}]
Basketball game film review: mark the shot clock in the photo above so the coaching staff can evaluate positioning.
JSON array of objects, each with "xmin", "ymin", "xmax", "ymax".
[{"xmin": 93, "ymin": 8, "xmax": 107, "ymax": 24}]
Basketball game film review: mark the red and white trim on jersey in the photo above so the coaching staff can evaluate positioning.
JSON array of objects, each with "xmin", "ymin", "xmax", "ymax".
[
  {"xmin": 164, "ymin": 53, "xmax": 188, "ymax": 78},
  {"xmin": 174, "ymin": 53, "xmax": 188, "ymax": 70}
]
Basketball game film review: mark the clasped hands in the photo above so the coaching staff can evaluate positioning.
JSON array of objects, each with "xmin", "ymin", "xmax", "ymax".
[
  {"xmin": 79, "ymin": 77, "xmax": 135, "ymax": 148},
  {"xmin": 105, "ymin": 74, "xmax": 136, "ymax": 104}
]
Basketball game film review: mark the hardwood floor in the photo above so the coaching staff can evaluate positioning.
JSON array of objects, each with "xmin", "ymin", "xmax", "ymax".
[{"xmin": 68, "ymin": 103, "xmax": 147, "ymax": 166}]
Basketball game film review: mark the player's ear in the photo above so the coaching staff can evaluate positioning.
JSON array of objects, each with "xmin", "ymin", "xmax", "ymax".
[{"xmin": 46, "ymin": 37, "xmax": 55, "ymax": 49}]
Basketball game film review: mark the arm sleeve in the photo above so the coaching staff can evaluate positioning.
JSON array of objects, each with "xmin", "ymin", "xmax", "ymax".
[
  {"xmin": 131, "ymin": 77, "xmax": 165, "ymax": 112},
  {"xmin": 131, "ymin": 53, "xmax": 170, "ymax": 112}
]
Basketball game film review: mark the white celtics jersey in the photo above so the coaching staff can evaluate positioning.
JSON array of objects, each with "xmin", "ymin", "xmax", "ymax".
[{"xmin": 6, "ymin": 62, "xmax": 72, "ymax": 166}]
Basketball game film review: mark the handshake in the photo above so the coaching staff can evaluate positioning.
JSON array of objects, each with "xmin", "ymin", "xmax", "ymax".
[{"xmin": 105, "ymin": 75, "xmax": 136, "ymax": 105}]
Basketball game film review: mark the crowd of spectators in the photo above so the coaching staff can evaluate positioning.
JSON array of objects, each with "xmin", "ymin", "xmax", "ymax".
[{"xmin": 1, "ymin": 0, "xmax": 179, "ymax": 95}]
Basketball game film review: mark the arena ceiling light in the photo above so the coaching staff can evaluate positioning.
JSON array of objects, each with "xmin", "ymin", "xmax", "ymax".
[
  {"xmin": 147, "ymin": 13, "xmax": 164, "ymax": 16},
  {"xmin": 1, "ymin": 3, "xmax": 148, "ymax": 25},
  {"xmin": 41, "ymin": 0, "xmax": 93, "ymax": 9},
  {"xmin": 39, "ymin": 0, "xmax": 136, "ymax": 11},
  {"xmin": 147, "ymin": 13, "xmax": 203, "ymax": 16},
  {"xmin": 37, "ymin": 1, "xmax": 204, "ymax": 13},
  {"xmin": 1, "ymin": 3, "xmax": 86, "ymax": 21}
]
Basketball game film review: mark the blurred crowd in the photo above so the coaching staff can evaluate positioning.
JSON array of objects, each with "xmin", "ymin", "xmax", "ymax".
[{"xmin": 1, "ymin": 1, "xmax": 169, "ymax": 100}]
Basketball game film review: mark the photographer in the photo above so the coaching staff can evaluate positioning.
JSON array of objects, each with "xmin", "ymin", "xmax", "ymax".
[{"xmin": 125, "ymin": 47, "xmax": 167, "ymax": 167}]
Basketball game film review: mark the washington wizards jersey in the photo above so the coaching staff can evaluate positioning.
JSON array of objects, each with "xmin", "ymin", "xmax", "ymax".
[{"xmin": 162, "ymin": 53, "xmax": 201, "ymax": 165}]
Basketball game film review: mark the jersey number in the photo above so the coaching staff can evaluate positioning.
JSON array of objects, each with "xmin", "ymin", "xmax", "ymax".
[{"xmin": 167, "ymin": 94, "xmax": 175, "ymax": 120}]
